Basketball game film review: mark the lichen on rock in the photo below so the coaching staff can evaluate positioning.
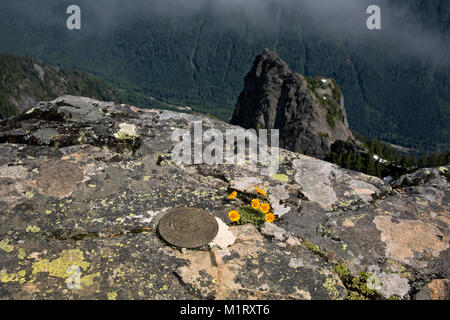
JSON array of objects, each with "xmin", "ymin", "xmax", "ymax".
[
  {"xmin": 114, "ymin": 123, "xmax": 139, "ymax": 140},
  {"xmin": 0, "ymin": 95, "xmax": 448, "ymax": 300}
]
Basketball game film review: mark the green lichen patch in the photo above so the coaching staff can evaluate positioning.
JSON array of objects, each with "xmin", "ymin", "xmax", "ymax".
[
  {"xmin": 32, "ymin": 249, "xmax": 90, "ymax": 278},
  {"xmin": 0, "ymin": 239, "xmax": 14, "ymax": 253},
  {"xmin": 302, "ymin": 240, "xmax": 324, "ymax": 256},
  {"xmin": 26, "ymin": 225, "xmax": 41, "ymax": 233},
  {"xmin": 81, "ymin": 272, "xmax": 100, "ymax": 287},
  {"xmin": 107, "ymin": 291, "xmax": 118, "ymax": 300},
  {"xmin": 334, "ymin": 263, "xmax": 380, "ymax": 300},
  {"xmin": 17, "ymin": 248, "xmax": 27, "ymax": 260},
  {"xmin": 385, "ymin": 259, "xmax": 412, "ymax": 279},
  {"xmin": 323, "ymin": 276, "xmax": 340, "ymax": 300},
  {"xmin": 271, "ymin": 174, "xmax": 289, "ymax": 182},
  {"xmin": 114, "ymin": 123, "xmax": 139, "ymax": 141},
  {"xmin": 330, "ymin": 199, "xmax": 358, "ymax": 212},
  {"xmin": 0, "ymin": 270, "xmax": 27, "ymax": 284}
]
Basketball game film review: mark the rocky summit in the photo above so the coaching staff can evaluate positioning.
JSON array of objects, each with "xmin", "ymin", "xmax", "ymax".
[
  {"xmin": 0, "ymin": 95, "xmax": 449, "ymax": 300},
  {"xmin": 231, "ymin": 49, "xmax": 356, "ymax": 160}
]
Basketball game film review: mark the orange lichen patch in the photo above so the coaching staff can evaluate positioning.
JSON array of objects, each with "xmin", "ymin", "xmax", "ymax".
[
  {"xmin": 23, "ymin": 283, "xmax": 39, "ymax": 294},
  {"xmin": 428, "ymin": 279, "xmax": 450, "ymax": 300},
  {"xmin": 342, "ymin": 219, "xmax": 355, "ymax": 228},
  {"xmin": 426, "ymin": 207, "xmax": 450, "ymax": 226},
  {"xmin": 61, "ymin": 152, "xmax": 90, "ymax": 162},
  {"xmin": 346, "ymin": 188, "xmax": 376, "ymax": 197},
  {"xmin": 373, "ymin": 215, "xmax": 449, "ymax": 265},
  {"xmin": 130, "ymin": 106, "xmax": 141, "ymax": 113}
]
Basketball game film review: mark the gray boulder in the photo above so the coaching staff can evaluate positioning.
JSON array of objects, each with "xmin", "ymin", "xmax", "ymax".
[{"xmin": 231, "ymin": 49, "xmax": 354, "ymax": 159}]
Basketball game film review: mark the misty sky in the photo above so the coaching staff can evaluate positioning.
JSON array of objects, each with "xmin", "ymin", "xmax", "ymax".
[
  {"xmin": 73, "ymin": 0, "xmax": 450, "ymax": 64},
  {"xmin": 1, "ymin": 0, "xmax": 449, "ymax": 64}
]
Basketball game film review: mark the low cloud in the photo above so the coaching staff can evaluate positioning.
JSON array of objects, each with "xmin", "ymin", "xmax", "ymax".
[{"xmin": 4, "ymin": 0, "xmax": 450, "ymax": 64}]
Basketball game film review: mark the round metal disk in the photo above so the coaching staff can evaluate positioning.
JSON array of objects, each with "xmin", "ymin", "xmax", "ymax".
[{"xmin": 158, "ymin": 207, "xmax": 219, "ymax": 248}]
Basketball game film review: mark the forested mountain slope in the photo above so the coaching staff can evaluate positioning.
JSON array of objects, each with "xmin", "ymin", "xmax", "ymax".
[
  {"xmin": 0, "ymin": 53, "xmax": 121, "ymax": 118},
  {"xmin": 0, "ymin": 0, "xmax": 448, "ymax": 152}
]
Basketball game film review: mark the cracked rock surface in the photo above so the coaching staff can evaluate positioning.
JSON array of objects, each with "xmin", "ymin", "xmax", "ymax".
[{"xmin": 0, "ymin": 96, "xmax": 448, "ymax": 300}]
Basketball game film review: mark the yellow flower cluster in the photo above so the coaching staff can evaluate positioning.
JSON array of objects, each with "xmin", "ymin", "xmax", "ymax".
[
  {"xmin": 226, "ymin": 187, "xmax": 275, "ymax": 224},
  {"xmin": 251, "ymin": 199, "xmax": 271, "ymax": 214}
]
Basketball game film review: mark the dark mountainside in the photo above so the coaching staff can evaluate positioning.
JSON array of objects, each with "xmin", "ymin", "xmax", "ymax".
[
  {"xmin": 231, "ymin": 49, "xmax": 355, "ymax": 160},
  {"xmin": 230, "ymin": 49, "xmax": 450, "ymax": 179},
  {"xmin": 0, "ymin": 95, "xmax": 448, "ymax": 300},
  {"xmin": 0, "ymin": 53, "xmax": 121, "ymax": 119},
  {"xmin": 0, "ymin": 0, "xmax": 448, "ymax": 152}
]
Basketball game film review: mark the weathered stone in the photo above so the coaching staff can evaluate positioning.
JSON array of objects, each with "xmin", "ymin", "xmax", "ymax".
[
  {"xmin": 32, "ymin": 128, "xmax": 59, "ymax": 145},
  {"xmin": 373, "ymin": 215, "xmax": 449, "ymax": 268},
  {"xmin": 209, "ymin": 218, "xmax": 236, "ymax": 250},
  {"xmin": 260, "ymin": 222, "xmax": 290, "ymax": 241},
  {"xmin": 366, "ymin": 266, "xmax": 411, "ymax": 299},
  {"xmin": 114, "ymin": 123, "xmax": 139, "ymax": 141},
  {"xmin": 293, "ymin": 155, "xmax": 386, "ymax": 210},
  {"xmin": 415, "ymin": 279, "xmax": 450, "ymax": 300},
  {"xmin": 0, "ymin": 95, "xmax": 448, "ymax": 300},
  {"xmin": 174, "ymin": 224, "xmax": 346, "ymax": 300},
  {"xmin": 35, "ymin": 160, "xmax": 84, "ymax": 199}
]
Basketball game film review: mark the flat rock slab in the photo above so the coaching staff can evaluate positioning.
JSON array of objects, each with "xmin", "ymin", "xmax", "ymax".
[
  {"xmin": 293, "ymin": 155, "xmax": 387, "ymax": 209},
  {"xmin": 35, "ymin": 160, "xmax": 84, "ymax": 199},
  {"xmin": 0, "ymin": 96, "xmax": 448, "ymax": 300},
  {"xmin": 158, "ymin": 208, "xmax": 219, "ymax": 248}
]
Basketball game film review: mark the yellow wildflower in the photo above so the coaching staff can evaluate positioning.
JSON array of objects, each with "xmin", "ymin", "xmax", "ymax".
[
  {"xmin": 251, "ymin": 199, "xmax": 260, "ymax": 210},
  {"xmin": 256, "ymin": 187, "xmax": 266, "ymax": 197},
  {"xmin": 265, "ymin": 213, "xmax": 275, "ymax": 223},
  {"xmin": 228, "ymin": 210, "xmax": 240, "ymax": 222},
  {"xmin": 227, "ymin": 191, "xmax": 237, "ymax": 200},
  {"xmin": 260, "ymin": 203, "xmax": 271, "ymax": 213}
]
